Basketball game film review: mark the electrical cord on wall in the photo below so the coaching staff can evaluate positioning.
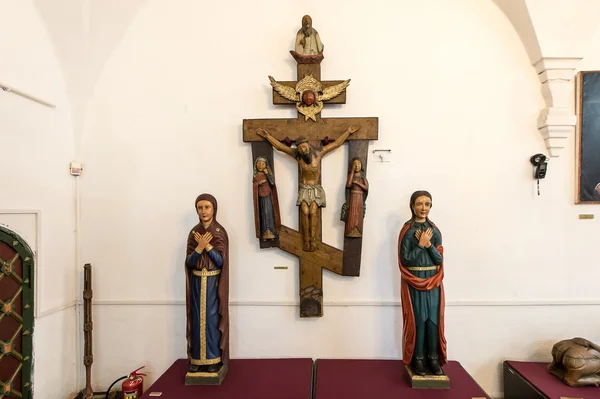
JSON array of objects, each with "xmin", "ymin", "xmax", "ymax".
[{"xmin": 105, "ymin": 376, "xmax": 127, "ymax": 399}]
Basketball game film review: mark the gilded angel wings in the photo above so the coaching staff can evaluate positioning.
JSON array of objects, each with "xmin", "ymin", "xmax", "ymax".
[{"xmin": 268, "ymin": 75, "xmax": 350, "ymax": 122}]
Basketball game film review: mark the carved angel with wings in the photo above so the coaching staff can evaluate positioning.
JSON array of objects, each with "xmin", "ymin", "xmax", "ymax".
[{"xmin": 269, "ymin": 75, "xmax": 350, "ymax": 122}]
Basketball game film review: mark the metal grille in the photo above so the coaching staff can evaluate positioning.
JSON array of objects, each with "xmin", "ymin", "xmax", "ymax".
[{"xmin": 0, "ymin": 228, "xmax": 33, "ymax": 399}]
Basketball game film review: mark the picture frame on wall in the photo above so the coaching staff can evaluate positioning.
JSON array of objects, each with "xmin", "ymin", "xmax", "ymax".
[{"xmin": 576, "ymin": 71, "xmax": 600, "ymax": 204}]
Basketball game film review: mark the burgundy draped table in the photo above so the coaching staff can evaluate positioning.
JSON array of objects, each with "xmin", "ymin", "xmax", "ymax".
[
  {"xmin": 313, "ymin": 359, "xmax": 490, "ymax": 399},
  {"xmin": 504, "ymin": 360, "xmax": 600, "ymax": 399},
  {"xmin": 140, "ymin": 358, "xmax": 313, "ymax": 399}
]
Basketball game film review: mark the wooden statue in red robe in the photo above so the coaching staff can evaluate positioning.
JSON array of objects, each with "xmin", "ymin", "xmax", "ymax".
[{"xmin": 398, "ymin": 190, "xmax": 447, "ymax": 376}]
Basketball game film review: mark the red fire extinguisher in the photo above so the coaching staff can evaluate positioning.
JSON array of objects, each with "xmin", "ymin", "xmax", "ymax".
[{"xmin": 122, "ymin": 366, "xmax": 146, "ymax": 399}]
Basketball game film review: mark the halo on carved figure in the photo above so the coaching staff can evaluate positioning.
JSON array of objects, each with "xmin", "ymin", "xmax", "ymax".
[
  {"xmin": 295, "ymin": 74, "xmax": 322, "ymax": 94},
  {"xmin": 269, "ymin": 75, "xmax": 350, "ymax": 122}
]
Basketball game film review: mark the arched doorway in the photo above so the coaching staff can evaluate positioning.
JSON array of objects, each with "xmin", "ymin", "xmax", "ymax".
[{"xmin": 0, "ymin": 226, "xmax": 34, "ymax": 399}]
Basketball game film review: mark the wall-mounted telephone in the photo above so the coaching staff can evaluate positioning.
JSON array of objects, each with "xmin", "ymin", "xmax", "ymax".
[
  {"xmin": 530, "ymin": 154, "xmax": 548, "ymax": 179},
  {"xmin": 530, "ymin": 154, "xmax": 548, "ymax": 195}
]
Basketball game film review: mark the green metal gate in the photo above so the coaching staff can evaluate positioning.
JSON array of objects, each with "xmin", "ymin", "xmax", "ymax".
[{"xmin": 0, "ymin": 226, "xmax": 34, "ymax": 399}]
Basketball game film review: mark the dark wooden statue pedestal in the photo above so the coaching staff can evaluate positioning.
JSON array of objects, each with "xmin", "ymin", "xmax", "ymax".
[
  {"xmin": 504, "ymin": 360, "xmax": 600, "ymax": 399},
  {"xmin": 185, "ymin": 365, "xmax": 228, "ymax": 386},
  {"xmin": 405, "ymin": 364, "xmax": 450, "ymax": 389}
]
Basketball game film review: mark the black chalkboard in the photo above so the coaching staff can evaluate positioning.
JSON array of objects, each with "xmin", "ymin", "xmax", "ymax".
[{"xmin": 577, "ymin": 71, "xmax": 600, "ymax": 203}]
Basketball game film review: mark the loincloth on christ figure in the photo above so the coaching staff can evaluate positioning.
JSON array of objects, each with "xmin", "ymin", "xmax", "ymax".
[{"xmin": 297, "ymin": 184, "xmax": 326, "ymax": 207}]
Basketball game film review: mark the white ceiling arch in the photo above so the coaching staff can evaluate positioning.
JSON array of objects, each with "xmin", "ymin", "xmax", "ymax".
[
  {"xmin": 493, "ymin": 0, "xmax": 600, "ymax": 157},
  {"xmin": 32, "ymin": 0, "xmax": 600, "ymax": 158}
]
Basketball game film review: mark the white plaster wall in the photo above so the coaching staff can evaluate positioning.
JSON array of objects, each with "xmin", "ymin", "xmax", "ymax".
[
  {"xmin": 0, "ymin": 1, "xmax": 77, "ymax": 397},
  {"xmin": 33, "ymin": 307, "xmax": 78, "ymax": 398},
  {"xmin": 525, "ymin": 0, "xmax": 600, "ymax": 58},
  {"xmin": 75, "ymin": 0, "xmax": 600, "ymax": 397},
  {"xmin": 577, "ymin": 25, "xmax": 600, "ymax": 72}
]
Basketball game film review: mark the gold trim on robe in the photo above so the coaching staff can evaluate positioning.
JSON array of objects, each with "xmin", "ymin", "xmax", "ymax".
[
  {"xmin": 406, "ymin": 266, "xmax": 438, "ymax": 271},
  {"xmin": 190, "ymin": 357, "xmax": 221, "ymax": 366},
  {"xmin": 190, "ymin": 268, "xmax": 222, "ymax": 365},
  {"xmin": 192, "ymin": 269, "xmax": 221, "ymax": 277}
]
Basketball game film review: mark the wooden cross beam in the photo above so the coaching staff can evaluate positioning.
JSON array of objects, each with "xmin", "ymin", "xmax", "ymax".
[{"xmin": 243, "ymin": 54, "xmax": 378, "ymax": 317}]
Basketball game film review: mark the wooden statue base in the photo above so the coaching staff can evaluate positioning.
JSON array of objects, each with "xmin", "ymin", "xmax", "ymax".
[
  {"xmin": 185, "ymin": 364, "xmax": 228, "ymax": 385},
  {"xmin": 289, "ymin": 50, "xmax": 324, "ymax": 64},
  {"xmin": 405, "ymin": 364, "xmax": 450, "ymax": 389}
]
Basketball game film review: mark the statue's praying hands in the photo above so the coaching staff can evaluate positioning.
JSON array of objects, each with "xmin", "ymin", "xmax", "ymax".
[
  {"xmin": 194, "ymin": 231, "xmax": 213, "ymax": 253},
  {"xmin": 415, "ymin": 228, "xmax": 433, "ymax": 248}
]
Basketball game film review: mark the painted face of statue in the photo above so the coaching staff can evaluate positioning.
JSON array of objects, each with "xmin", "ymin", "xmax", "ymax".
[
  {"xmin": 297, "ymin": 142, "xmax": 311, "ymax": 155},
  {"xmin": 412, "ymin": 195, "xmax": 431, "ymax": 222},
  {"xmin": 302, "ymin": 16, "xmax": 313, "ymax": 36},
  {"xmin": 302, "ymin": 91, "xmax": 315, "ymax": 106},
  {"xmin": 196, "ymin": 200, "xmax": 214, "ymax": 224},
  {"xmin": 352, "ymin": 159, "xmax": 362, "ymax": 172},
  {"xmin": 297, "ymin": 142, "xmax": 313, "ymax": 164},
  {"xmin": 256, "ymin": 159, "xmax": 266, "ymax": 172}
]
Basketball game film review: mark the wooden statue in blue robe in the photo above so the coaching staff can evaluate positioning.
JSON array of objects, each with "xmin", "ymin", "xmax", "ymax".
[
  {"xmin": 252, "ymin": 157, "xmax": 281, "ymax": 241},
  {"xmin": 185, "ymin": 193, "xmax": 229, "ymax": 378}
]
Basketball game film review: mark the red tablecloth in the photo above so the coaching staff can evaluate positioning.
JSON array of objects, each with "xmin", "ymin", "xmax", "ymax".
[
  {"xmin": 314, "ymin": 359, "xmax": 490, "ymax": 399},
  {"xmin": 140, "ymin": 358, "xmax": 313, "ymax": 399}
]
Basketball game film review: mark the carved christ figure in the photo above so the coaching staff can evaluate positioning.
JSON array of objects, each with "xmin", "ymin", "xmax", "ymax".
[{"xmin": 256, "ymin": 124, "xmax": 359, "ymax": 251}]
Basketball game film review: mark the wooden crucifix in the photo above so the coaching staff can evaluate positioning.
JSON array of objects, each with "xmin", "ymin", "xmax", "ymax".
[{"xmin": 243, "ymin": 15, "xmax": 378, "ymax": 317}]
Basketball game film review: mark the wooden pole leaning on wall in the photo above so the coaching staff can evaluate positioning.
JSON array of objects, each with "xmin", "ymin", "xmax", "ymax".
[{"xmin": 83, "ymin": 263, "xmax": 94, "ymax": 399}]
